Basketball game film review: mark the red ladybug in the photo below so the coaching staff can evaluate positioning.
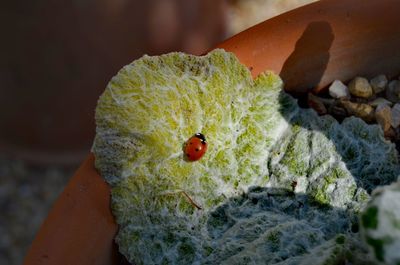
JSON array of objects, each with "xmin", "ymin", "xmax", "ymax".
[{"xmin": 184, "ymin": 133, "xmax": 208, "ymax": 161}]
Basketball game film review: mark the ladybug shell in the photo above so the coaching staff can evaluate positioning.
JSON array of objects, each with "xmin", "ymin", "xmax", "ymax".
[{"xmin": 184, "ymin": 133, "xmax": 208, "ymax": 161}]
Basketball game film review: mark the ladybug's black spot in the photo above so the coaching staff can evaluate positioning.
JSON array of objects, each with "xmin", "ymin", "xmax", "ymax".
[
  {"xmin": 189, "ymin": 142, "xmax": 193, "ymax": 145},
  {"xmin": 186, "ymin": 154, "xmax": 190, "ymax": 157},
  {"xmin": 195, "ymin": 148, "xmax": 200, "ymax": 152}
]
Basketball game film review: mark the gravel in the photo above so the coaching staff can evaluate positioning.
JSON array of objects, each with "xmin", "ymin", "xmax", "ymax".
[{"xmin": 0, "ymin": 155, "xmax": 73, "ymax": 265}]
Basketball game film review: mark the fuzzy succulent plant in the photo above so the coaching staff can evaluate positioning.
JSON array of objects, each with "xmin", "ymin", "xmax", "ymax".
[
  {"xmin": 93, "ymin": 49, "xmax": 400, "ymax": 265},
  {"xmin": 360, "ymin": 181, "xmax": 400, "ymax": 265}
]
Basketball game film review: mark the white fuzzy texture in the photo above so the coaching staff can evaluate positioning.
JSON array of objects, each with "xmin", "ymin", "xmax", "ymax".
[{"xmin": 361, "ymin": 181, "xmax": 400, "ymax": 265}]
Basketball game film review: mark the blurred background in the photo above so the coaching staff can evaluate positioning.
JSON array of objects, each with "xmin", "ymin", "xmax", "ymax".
[{"xmin": 0, "ymin": 0, "xmax": 317, "ymax": 264}]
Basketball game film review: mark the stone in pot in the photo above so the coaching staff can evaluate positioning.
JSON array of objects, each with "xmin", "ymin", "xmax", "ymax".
[
  {"xmin": 391, "ymin": 103, "xmax": 400, "ymax": 128},
  {"xmin": 308, "ymin": 93, "xmax": 328, "ymax": 115},
  {"xmin": 370, "ymin": 74, "xmax": 388, "ymax": 94},
  {"xmin": 375, "ymin": 104, "xmax": 392, "ymax": 132},
  {"xmin": 386, "ymin": 80, "xmax": 400, "ymax": 103},
  {"xmin": 341, "ymin": 100, "xmax": 375, "ymax": 123},
  {"xmin": 348, "ymin": 77, "xmax": 374, "ymax": 98},
  {"xmin": 369, "ymin": 97, "xmax": 393, "ymax": 108},
  {"xmin": 328, "ymin": 80, "xmax": 350, "ymax": 99}
]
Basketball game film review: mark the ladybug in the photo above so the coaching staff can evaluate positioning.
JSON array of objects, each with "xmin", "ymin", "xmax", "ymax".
[{"xmin": 183, "ymin": 133, "xmax": 208, "ymax": 161}]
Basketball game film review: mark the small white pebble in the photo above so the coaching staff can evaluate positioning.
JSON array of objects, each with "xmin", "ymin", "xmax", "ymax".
[{"xmin": 328, "ymin": 80, "xmax": 350, "ymax": 99}]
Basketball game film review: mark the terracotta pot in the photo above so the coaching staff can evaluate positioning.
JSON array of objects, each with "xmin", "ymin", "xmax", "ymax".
[{"xmin": 23, "ymin": 0, "xmax": 400, "ymax": 264}]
